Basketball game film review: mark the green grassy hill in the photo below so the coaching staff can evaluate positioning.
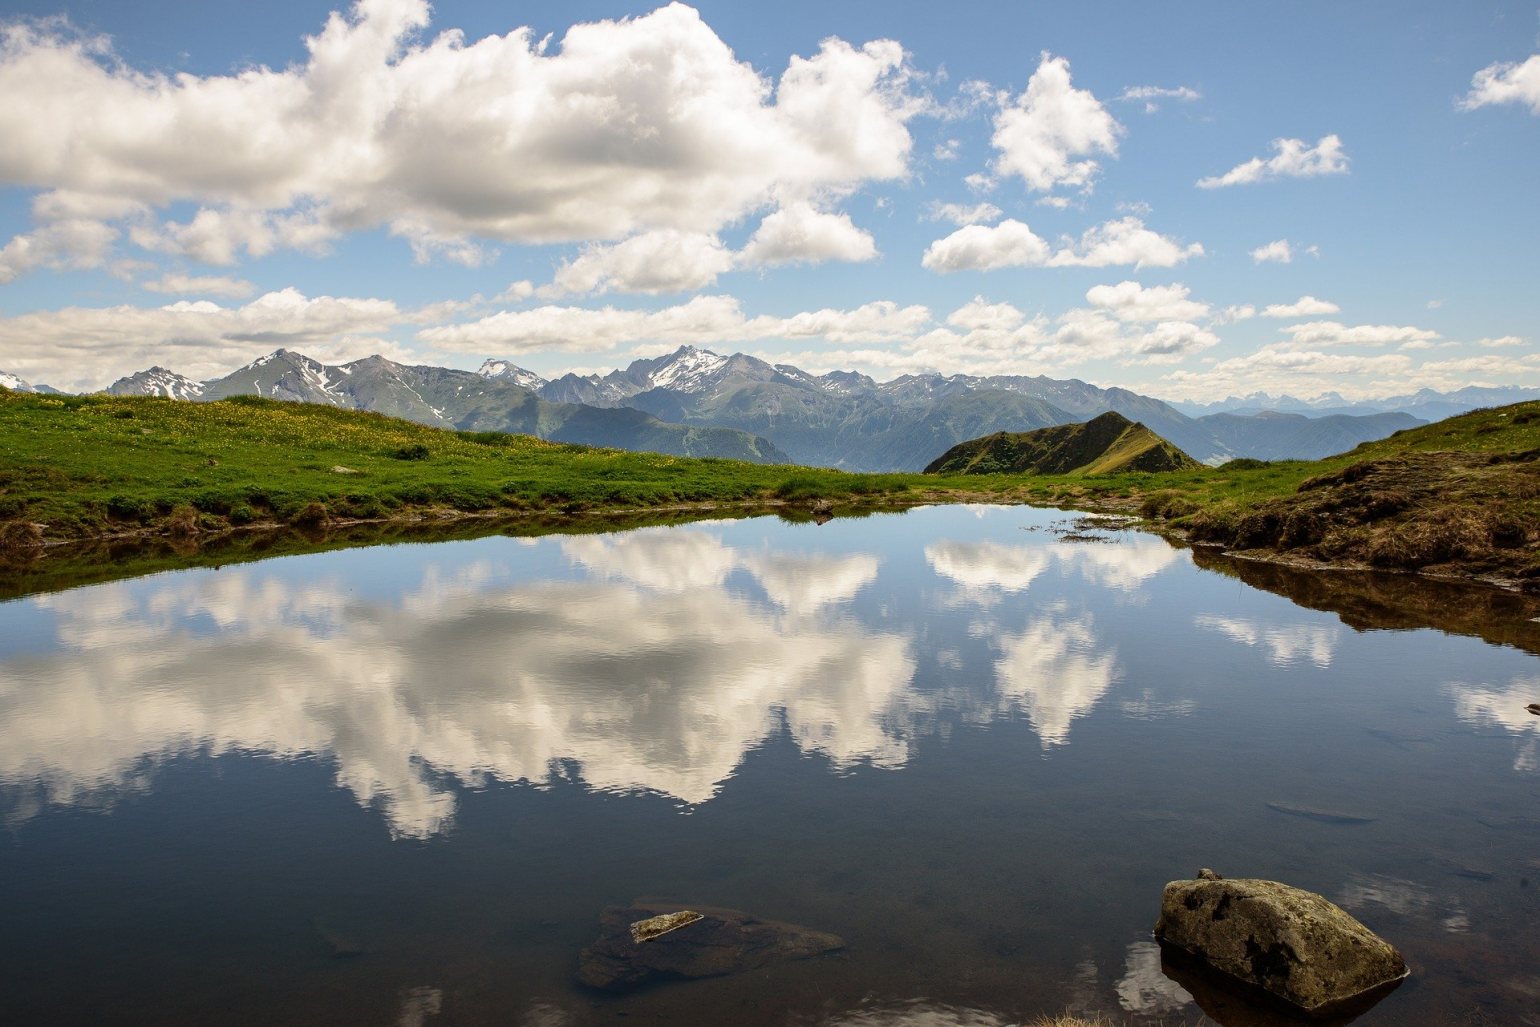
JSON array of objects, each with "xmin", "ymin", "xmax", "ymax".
[
  {"xmin": 4, "ymin": 388, "xmax": 1537, "ymax": 591},
  {"xmin": 0, "ymin": 390, "xmax": 933, "ymax": 545},
  {"xmin": 1058, "ymin": 402, "xmax": 1540, "ymax": 586},
  {"xmin": 923, "ymin": 411, "xmax": 1200, "ymax": 475}
]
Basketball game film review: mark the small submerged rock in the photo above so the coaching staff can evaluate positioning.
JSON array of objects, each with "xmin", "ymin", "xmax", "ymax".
[
  {"xmin": 1154, "ymin": 871, "xmax": 1407, "ymax": 1019},
  {"xmin": 576, "ymin": 902, "xmax": 844, "ymax": 993},
  {"xmin": 1526, "ymin": 702, "xmax": 1540, "ymax": 716}
]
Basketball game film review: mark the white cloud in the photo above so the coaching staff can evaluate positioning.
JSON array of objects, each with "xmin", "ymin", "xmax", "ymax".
[
  {"xmin": 1085, "ymin": 281, "xmax": 1209, "ymax": 323},
  {"xmin": 1118, "ymin": 85, "xmax": 1201, "ymax": 103},
  {"xmin": 921, "ymin": 218, "xmax": 1052, "ymax": 272},
  {"xmin": 990, "ymin": 53, "xmax": 1121, "ymax": 194},
  {"xmin": 925, "ymin": 201, "xmax": 1003, "ymax": 226},
  {"xmin": 418, "ymin": 294, "xmax": 930, "ymax": 353},
  {"xmin": 1198, "ymin": 135, "xmax": 1349, "ymax": 188},
  {"xmin": 0, "ymin": 287, "xmax": 412, "ymax": 389},
  {"xmin": 1117, "ymin": 85, "xmax": 1201, "ymax": 113},
  {"xmin": 1250, "ymin": 239, "xmax": 1293, "ymax": 264},
  {"xmin": 496, "ymin": 280, "xmax": 534, "ymax": 303},
  {"xmin": 1261, "ymin": 295, "xmax": 1340, "ymax": 318},
  {"xmin": 0, "ymin": 218, "xmax": 118, "ymax": 282},
  {"xmin": 141, "ymin": 273, "xmax": 257, "ymax": 299},
  {"xmin": 1460, "ymin": 54, "xmax": 1540, "ymax": 114},
  {"xmin": 946, "ymin": 296, "xmax": 1028, "ymax": 332},
  {"xmin": 1049, "ymin": 217, "xmax": 1203, "ymax": 269},
  {"xmin": 738, "ymin": 202, "xmax": 878, "ymax": 266},
  {"xmin": 922, "ymin": 216, "xmax": 1200, "ymax": 272},
  {"xmin": 933, "ymin": 138, "xmax": 960, "ymax": 160},
  {"xmin": 774, "ymin": 300, "xmax": 931, "ymax": 343},
  {"xmin": 1478, "ymin": 335, "xmax": 1524, "ymax": 348},
  {"xmin": 0, "ymin": 3, "xmax": 920, "ymax": 271},
  {"xmin": 1280, "ymin": 320, "xmax": 1439, "ymax": 347},
  {"xmin": 547, "ymin": 229, "xmax": 735, "ymax": 296},
  {"xmin": 1217, "ymin": 304, "xmax": 1256, "ymax": 323}
]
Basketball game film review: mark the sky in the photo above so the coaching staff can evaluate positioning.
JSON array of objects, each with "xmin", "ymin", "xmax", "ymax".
[{"xmin": 0, "ymin": 0, "xmax": 1536, "ymax": 399}]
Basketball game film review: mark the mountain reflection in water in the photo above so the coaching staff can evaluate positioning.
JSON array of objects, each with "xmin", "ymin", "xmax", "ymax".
[{"xmin": 2, "ymin": 505, "xmax": 1539, "ymax": 1026}]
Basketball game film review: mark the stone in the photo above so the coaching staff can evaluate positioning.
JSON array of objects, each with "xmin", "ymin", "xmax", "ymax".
[
  {"xmin": 1154, "ymin": 873, "xmax": 1407, "ymax": 1018},
  {"xmin": 1526, "ymin": 703, "xmax": 1540, "ymax": 715},
  {"xmin": 576, "ymin": 902, "xmax": 844, "ymax": 992},
  {"xmin": 629, "ymin": 910, "xmax": 703, "ymax": 943}
]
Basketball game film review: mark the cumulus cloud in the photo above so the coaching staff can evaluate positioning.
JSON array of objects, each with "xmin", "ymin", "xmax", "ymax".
[
  {"xmin": 925, "ymin": 201, "xmax": 1003, "ymax": 226},
  {"xmin": 547, "ymin": 230, "xmax": 735, "ymax": 296},
  {"xmin": 0, "ymin": 288, "xmax": 414, "ymax": 389},
  {"xmin": 989, "ymin": 53, "xmax": 1121, "ymax": 194},
  {"xmin": 1460, "ymin": 54, "xmax": 1540, "ymax": 114},
  {"xmin": 1198, "ymin": 135, "xmax": 1349, "ymax": 188},
  {"xmin": 1085, "ymin": 281, "xmax": 1209, "ymax": 322},
  {"xmin": 0, "ymin": 2, "xmax": 919, "ymax": 274},
  {"xmin": 921, "ymin": 219, "xmax": 1052, "ymax": 272},
  {"xmin": 1261, "ymin": 296, "xmax": 1340, "ymax": 318},
  {"xmin": 141, "ymin": 273, "xmax": 258, "ymax": 299},
  {"xmin": 1050, "ymin": 217, "xmax": 1203, "ymax": 269},
  {"xmin": 1279, "ymin": 320, "xmax": 1439, "ymax": 347},
  {"xmin": 737, "ymin": 202, "xmax": 878, "ymax": 266},
  {"xmin": 922, "ymin": 216, "xmax": 1201, "ymax": 272},
  {"xmin": 1250, "ymin": 239, "xmax": 1293, "ymax": 264},
  {"xmin": 0, "ymin": 218, "xmax": 118, "ymax": 282},
  {"xmin": 418, "ymin": 294, "xmax": 930, "ymax": 353},
  {"xmin": 1478, "ymin": 335, "xmax": 1525, "ymax": 348}
]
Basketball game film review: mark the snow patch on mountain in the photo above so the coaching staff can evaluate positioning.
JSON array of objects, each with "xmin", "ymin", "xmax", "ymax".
[
  {"xmin": 1, "ymin": 371, "xmax": 34, "ymax": 392},
  {"xmin": 647, "ymin": 347, "xmax": 728, "ymax": 391},
  {"xmin": 477, "ymin": 359, "xmax": 547, "ymax": 390},
  {"xmin": 107, "ymin": 367, "xmax": 206, "ymax": 400}
]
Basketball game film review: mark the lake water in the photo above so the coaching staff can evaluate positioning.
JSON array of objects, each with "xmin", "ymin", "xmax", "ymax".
[{"xmin": 2, "ymin": 505, "xmax": 1538, "ymax": 1026}]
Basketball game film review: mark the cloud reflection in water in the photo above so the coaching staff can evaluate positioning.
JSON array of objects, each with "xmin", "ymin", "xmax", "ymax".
[{"xmin": 1, "ymin": 520, "xmax": 1175, "ymax": 836}]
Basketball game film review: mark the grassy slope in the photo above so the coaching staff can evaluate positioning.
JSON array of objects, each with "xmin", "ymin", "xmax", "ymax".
[
  {"xmin": 0, "ymin": 390, "xmax": 1008, "ymax": 544},
  {"xmin": 1019, "ymin": 401, "xmax": 1540, "ymax": 585},
  {"xmin": 924, "ymin": 412, "xmax": 1199, "ymax": 476},
  {"xmin": 4, "ymin": 390, "xmax": 1538, "ymax": 591}
]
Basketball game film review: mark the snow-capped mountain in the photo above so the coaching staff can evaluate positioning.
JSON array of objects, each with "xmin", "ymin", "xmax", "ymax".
[
  {"xmin": 1, "ymin": 371, "xmax": 35, "ymax": 392},
  {"xmin": 476, "ymin": 359, "xmax": 547, "ymax": 390},
  {"xmin": 106, "ymin": 367, "xmax": 207, "ymax": 400},
  {"xmin": 93, "ymin": 343, "xmax": 1444, "ymax": 470},
  {"xmin": 97, "ymin": 349, "xmax": 787, "ymax": 463}
]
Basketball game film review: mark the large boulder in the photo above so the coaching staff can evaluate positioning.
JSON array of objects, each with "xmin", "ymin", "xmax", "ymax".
[
  {"xmin": 576, "ymin": 902, "xmax": 844, "ymax": 992},
  {"xmin": 1154, "ymin": 871, "xmax": 1407, "ymax": 1018}
]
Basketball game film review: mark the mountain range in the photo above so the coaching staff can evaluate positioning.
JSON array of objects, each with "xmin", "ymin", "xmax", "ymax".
[
  {"xmin": 0, "ymin": 347, "xmax": 1486, "ymax": 470},
  {"xmin": 1171, "ymin": 384, "xmax": 1540, "ymax": 424}
]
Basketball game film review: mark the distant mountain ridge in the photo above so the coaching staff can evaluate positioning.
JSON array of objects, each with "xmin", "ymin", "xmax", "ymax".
[
  {"xmin": 53, "ymin": 343, "xmax": 1455, "ymax": 470},
  {"xmin": 105, "ymin": 350, "xmax": 789, "ymax": 464},
  {"xmin": 924, "ymin": 412, "xmax": 1201, "ymax": 476},
  {"xmin": 1173, "ymin": 384, "xmax": 1540, "ymax": 423}
]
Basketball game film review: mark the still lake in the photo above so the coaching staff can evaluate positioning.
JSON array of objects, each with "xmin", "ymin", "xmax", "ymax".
[{"xmin": 2, "ymin": 504, "xmax": 1538, "ymax": 1025}]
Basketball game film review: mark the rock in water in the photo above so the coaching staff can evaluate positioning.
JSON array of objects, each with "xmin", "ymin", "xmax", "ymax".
[
  {"xmin": 1154, "ymin": 873, "xmax": 1407, "ymax": 1017},
  {"xmin": 630, "ymin": 910, "xmax": 703, "ymax": 943},
  {"xmin": 576, "ymin": 902, "xmax": 844, "ymax": 992}
]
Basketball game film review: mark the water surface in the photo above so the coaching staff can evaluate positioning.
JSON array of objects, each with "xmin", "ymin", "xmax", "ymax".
[{"xmin": 2, "ymin": 505, "xmax": 1538, "ymax": 1025}]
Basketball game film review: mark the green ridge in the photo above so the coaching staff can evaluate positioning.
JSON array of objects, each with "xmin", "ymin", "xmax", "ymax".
[{"xmin": 923, "ymin": 411, "xmax": 1200, "ymax": 476}]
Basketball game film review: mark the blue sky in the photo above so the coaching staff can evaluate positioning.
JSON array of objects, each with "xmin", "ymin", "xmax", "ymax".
[{"xmin": 0, "ymin": 0, "xmax": 1536, "ymax": 398}]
